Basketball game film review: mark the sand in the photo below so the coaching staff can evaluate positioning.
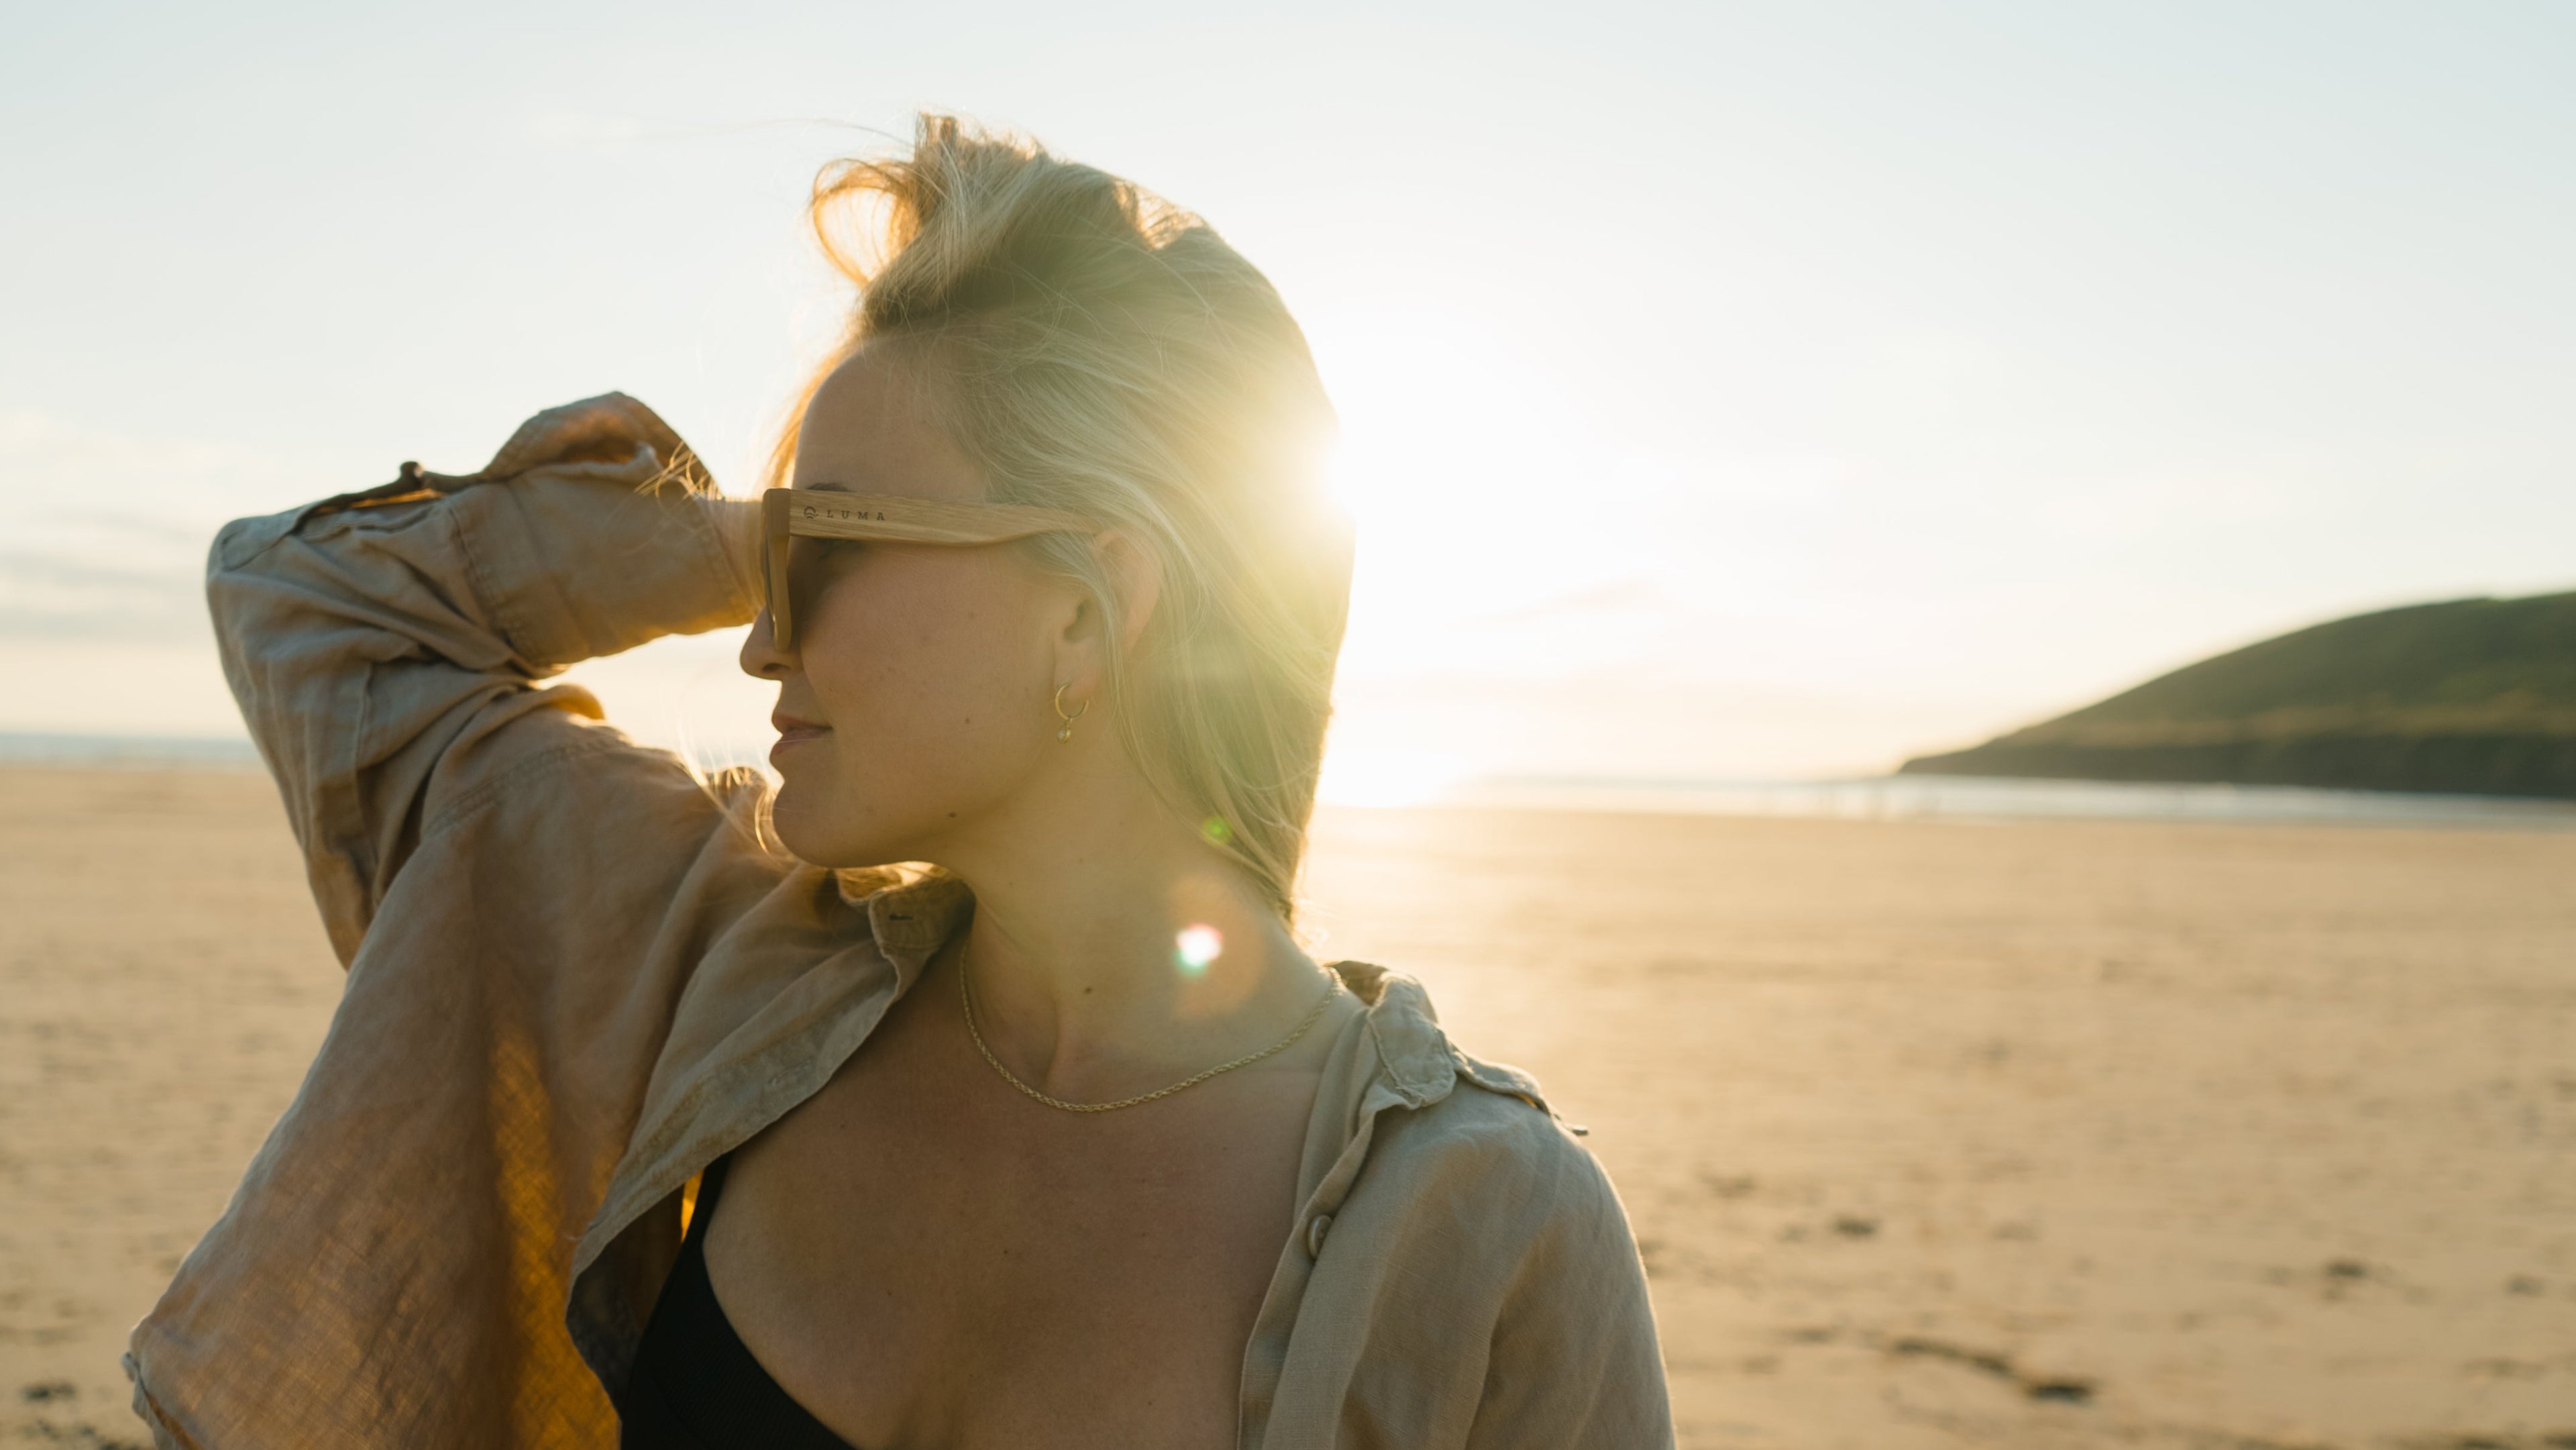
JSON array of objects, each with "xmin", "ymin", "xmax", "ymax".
[{"xmin": 4, "ymin": 765, "xmax": 2573, "ymax": 1448}]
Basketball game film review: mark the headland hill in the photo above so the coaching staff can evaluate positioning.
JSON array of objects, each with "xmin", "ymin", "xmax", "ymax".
[{"xmin": 1902, "ymin": 588, "xmax": 2576, "ymax": 799}]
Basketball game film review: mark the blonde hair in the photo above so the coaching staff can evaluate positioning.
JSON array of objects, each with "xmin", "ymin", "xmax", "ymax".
[{"xmin": 771, "ymin": 114, "xmax": 1350, "ymax": 921}]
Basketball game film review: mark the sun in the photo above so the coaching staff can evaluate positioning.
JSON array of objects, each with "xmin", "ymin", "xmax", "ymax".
[{"xmin": 1303, "ymin": 307, "xmax": 1662, "ymax": 802}]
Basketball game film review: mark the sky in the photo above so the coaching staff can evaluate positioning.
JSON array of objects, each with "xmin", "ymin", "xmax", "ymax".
[{"xmin": 4, "ymin": 1, "xmax": 2571, "ymax": 796}]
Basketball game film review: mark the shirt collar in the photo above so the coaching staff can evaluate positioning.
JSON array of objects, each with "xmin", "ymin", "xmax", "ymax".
[{"xmin": 855, "ymin": 866, "xmax": 975, "ymax": 991}]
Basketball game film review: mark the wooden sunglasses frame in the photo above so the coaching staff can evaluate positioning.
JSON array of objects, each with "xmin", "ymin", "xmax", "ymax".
[{"xmin": 759, "ymin": 487, "xmax": 1102, "ymax": 650}]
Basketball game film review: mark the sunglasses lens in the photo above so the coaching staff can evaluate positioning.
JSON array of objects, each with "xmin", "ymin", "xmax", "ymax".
[{"xmin": 774, "ymin": 535, "xmax": 857, "ymax": 649}]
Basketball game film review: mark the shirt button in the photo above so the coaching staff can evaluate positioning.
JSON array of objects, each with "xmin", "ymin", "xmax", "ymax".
[{"xmin": 1305, "ymin": 1213, "xmax": 1333, "ymax": 1259}]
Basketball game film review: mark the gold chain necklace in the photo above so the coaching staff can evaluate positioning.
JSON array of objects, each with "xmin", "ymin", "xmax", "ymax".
[{"xmin": 958, "ymin": 955, "xmax": 1342, "ymax": 1114}]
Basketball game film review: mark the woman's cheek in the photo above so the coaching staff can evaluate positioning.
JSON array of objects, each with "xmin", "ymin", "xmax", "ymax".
[{"xmin": 807, "ymin": 578, "xmax": 1027, "ymax": 783}]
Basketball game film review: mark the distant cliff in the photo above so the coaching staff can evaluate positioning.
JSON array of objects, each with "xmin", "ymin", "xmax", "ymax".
[{"xmin": 1900, "ymin": 591, "xmax": 2576, "ymax": 799}]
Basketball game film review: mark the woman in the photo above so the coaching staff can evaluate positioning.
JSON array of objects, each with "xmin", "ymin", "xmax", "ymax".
[{"xmin": 123, "ymin": 116, "xmax": 1670, "ymax": 1449}]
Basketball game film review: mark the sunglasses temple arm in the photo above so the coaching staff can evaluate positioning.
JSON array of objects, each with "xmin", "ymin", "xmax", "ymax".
[{"xmin": 760, "ymin": 489, "xmax": 794, "ymax": 650}]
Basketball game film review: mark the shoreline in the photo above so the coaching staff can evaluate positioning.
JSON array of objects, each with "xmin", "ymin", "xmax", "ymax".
[{"xmin": 10, "ymin": 736, "xmax": 2576, "ymax": 833}]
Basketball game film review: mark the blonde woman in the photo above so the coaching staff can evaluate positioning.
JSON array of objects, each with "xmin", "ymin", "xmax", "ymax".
[{"xmin": 124, "ymin": 116, "xmax": 1670, "ymax": 1449}]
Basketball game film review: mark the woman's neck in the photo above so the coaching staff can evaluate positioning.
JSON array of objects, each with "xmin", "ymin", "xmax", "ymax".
[{"xmin": 923, "ymin": 773, "xmax": 1332, "ymax": 1102}]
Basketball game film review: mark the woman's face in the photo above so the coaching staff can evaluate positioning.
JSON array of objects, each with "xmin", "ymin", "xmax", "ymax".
[{"xmin": 739, "ymin": 352, "xmax": 1077, "ymax": 867}]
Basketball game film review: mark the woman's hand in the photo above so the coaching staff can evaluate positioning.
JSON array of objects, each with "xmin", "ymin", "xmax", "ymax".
[
  {"xmin": 474, "ymin": 391, "xmax": 764, "ymax": 599},
  {"xmin": 477, "ymin": 391, "xmax": 702, "ymax": 484}
]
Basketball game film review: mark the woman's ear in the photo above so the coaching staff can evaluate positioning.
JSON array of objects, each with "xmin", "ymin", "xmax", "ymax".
[
  {"xmin": 1053, "ymin": 527, "xmax": 1163, "ymax": 694},
  {"xmin": 1096, "ymin": 529, "xmax": 1164, "ymax": 652}
]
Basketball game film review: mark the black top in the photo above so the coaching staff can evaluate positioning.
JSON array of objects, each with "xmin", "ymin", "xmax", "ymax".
[{"xmin": 621, "ymin": 1151, "xmax": 862, "ymax": 1449}]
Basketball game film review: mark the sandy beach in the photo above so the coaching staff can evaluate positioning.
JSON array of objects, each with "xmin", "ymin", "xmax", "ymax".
[{"xmin": 4, "ymin": 764, "xmax": 2573, "ymax": 1449}]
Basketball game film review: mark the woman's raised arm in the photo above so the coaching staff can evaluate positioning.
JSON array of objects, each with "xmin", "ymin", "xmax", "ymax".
[
  {"xmin": 131, "ymin": 395, "xmax": 837, "ymax": 1446},
  {"xmin": 207, "ymin": 392, "xmax": 763, "ymax": 963}
]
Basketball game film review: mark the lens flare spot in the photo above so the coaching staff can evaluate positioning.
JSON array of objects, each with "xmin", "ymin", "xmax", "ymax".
[
  {"xmin": 1175, "ymin": 924, "xmax": 1224, "ymax": 975},
  {"xmin": 1199, "ymin": 815, "xmax": 1234, "ymax": 845}
]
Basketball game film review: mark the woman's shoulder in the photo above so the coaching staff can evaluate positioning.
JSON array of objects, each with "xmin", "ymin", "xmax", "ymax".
[
  {"xmin": 1389, "ymin": 1046, "xmax": 1619, "ymax": 1216},
  {"xmin": 1330, "ymin": 962, "xmax": 1625, "ymax": 1225}
]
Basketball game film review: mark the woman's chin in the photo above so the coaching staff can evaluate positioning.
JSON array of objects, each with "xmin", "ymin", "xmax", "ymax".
[
  {"xmin": 767, "ymin": 787, "xmax": 835, "ymax": 863},
  {"xmin": 769, "ymin": 786, "xmax": 900, "ymax": 871}
]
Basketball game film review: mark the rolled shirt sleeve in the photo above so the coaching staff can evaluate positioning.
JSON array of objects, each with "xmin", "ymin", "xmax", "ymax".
[{"xmin": 205, "ymin": 392, "xmax": 761, "ymax": 962}]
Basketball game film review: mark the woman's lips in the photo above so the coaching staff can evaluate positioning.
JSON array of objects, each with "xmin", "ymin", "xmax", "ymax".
[{"xmin": 770, "ymin": 716, "xmax": 830, "ymax": 762}]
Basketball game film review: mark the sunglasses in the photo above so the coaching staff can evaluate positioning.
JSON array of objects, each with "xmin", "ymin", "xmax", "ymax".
[{"xmin": 759, "ymin": 487, "xmax": 1102, "ymax": 650}]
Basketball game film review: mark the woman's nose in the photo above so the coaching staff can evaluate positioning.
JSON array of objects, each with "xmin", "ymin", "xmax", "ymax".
[{"xmin": 739, "ymin": 609, "xmax": 794, "ymax": 680}]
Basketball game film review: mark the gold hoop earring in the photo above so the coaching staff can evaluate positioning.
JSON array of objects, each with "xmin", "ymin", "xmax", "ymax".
[{"xmin": 1052, "ymin": 683, "xmax": 1089, "ymax": 743}]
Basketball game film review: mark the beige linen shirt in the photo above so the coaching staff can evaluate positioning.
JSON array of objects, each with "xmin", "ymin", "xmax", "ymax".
[{"xmin": 121, "ymin": 395, "xmax": 1673, "ymax": 1449}]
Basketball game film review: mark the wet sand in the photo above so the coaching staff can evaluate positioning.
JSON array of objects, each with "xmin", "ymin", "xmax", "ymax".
[{"xmin": 5, "ymin": 765, "xmax": 2573, "ymax": 1447}]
